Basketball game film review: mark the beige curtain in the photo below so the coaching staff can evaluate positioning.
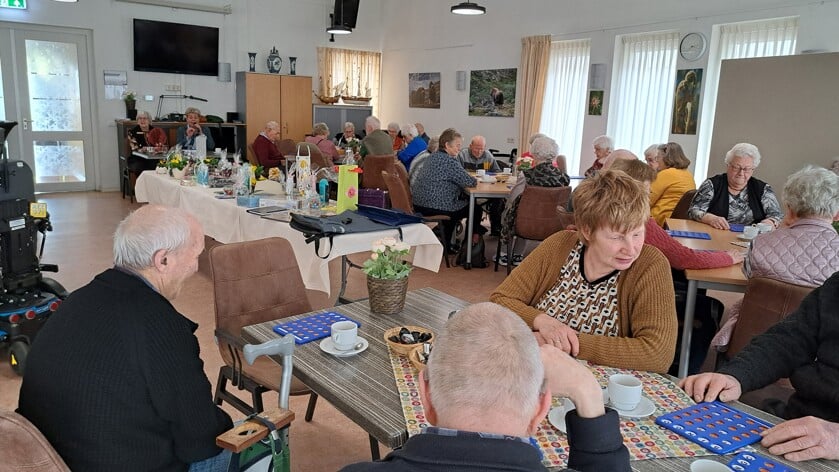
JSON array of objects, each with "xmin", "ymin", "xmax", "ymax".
[
  {"xmin": 317, "ymin": 47, "xmax": 382, "ymax": 112},
  {"xmin": 517, "ymin": 35, "xmax": 551, "ymax": 155}
]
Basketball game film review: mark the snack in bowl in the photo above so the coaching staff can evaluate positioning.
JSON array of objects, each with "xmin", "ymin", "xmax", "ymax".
[
  {"xmin": 408, "ymin": 343, "xmax": 433, "ymax": 371},
  {"xmin": 495, "ymin": 174, "xmax": 509, "ymax": 183},
  {"xmin": 384, "ymin": 325, "xmax": 433, "ymax": 355}
]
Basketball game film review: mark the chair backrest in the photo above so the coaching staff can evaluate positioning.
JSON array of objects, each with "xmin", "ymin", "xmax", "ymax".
[
  {"xmin": 209, "ymin": 237, "xmax": 312, "ymax": 349},
  {"xmin": 515, "ymin": 185, "xmax": 572, "ymax": 241},
  {"xmin": 295, "ymin": 142, "xmax": 332, "ymax": 170},
  {"xmin": 246, "ymin": 142, "xmax": 261, "ymax": 166},
  {"xmin": 726, "ymin": 276, "xmax": 814, "ymax": 358},
  {"xmin": 0, "ymin": 410, "xmax": 70, "ymax": 472},
  {"xmin": 382, "ymin": 170, "xmax": 413, "ymax": 214},
  {"xmin": 670, "ymin": 189, "xmax": 697, "ymax": 220},
  {"xmin": 277, "ymin": 138, "xmax": 296, "ymax": 156},
  {"xmin": 361, "ymin": 154, "xmax": 398, "ymax": 189}
]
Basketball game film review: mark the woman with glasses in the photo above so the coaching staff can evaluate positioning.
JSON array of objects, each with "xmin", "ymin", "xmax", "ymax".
[
  {"xmin": 688, "ymin": 142, "xmax": 782, "ymax": 230},
  {"xmin": 649, "ymin": 142, "xmax": 696, "ymax": 226}
]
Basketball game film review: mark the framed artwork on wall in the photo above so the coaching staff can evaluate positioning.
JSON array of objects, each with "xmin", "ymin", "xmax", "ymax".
[
  {"xmin": 408, "ymin": 73, "xmax": 441, "ymax": 108},
  {"xmin": 588, "ymin": 90, "xmax": 604, "ymax": 116},
  {"xmin": 672, "ymin": 68, "xmax": 703, "ymax": 135},
  {"xmin": 468, "ymin": 68, "xmax": 516, "ymax": 117}
]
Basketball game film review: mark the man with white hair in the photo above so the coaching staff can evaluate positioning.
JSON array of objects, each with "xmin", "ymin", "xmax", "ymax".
[
  {"xmin": 458, "ymin": 135, "xmax": 503, "ymax": 234},
  {"xmin": 19, "ymin": 205, "xmax": 233, "ymax": 472},
  {"xmin": 361, "ymin": 115, "xmax": 393, "ymax": 159},
  {"xmin": 396, "ymin": 123, "xmax": 428, "ymax": 170},
  {"xmin": 341, "ymin": 302, "xmax": 629, "ymax": 471},
  {"xmin": 583, "ymin": 135, "xmax": 614, "ymax": 177},
  {"xmin": 252, "ymin": 120, "xmax": 284, "ymax": 169}
]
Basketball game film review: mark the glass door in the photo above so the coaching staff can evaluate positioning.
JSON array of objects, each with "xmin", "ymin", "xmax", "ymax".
[{"xmin": 0, "ymin": 24, "xmax": 94, "ymax": 192}]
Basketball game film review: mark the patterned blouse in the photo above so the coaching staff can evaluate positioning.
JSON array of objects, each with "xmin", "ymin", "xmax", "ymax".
[
  {"xmin": 688, "ymin": 178, "xmax": 783, "ymax": 224},
  {"xmin": 411, "ymin": 151, "xmax": 477, "ymax": 211},
  {"xmin": 535, "ymin": 241, "xmax": 621, "ymax": 337}
]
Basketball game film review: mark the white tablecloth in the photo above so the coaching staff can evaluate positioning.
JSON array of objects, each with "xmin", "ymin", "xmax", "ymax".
[{"xmin": 135, "ymin": 172, "xmax": 442, "ymax": 294}]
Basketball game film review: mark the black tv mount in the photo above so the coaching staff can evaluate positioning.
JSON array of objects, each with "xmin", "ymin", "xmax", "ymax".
[{"xmin": 155, "ymin": 94, "xmax": 208, "ymax": 121}]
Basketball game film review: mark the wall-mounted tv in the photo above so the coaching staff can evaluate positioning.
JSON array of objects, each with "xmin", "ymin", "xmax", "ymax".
[{"xmin": 133, "ymin": 19, "xmax": 219, "ymax": 76}]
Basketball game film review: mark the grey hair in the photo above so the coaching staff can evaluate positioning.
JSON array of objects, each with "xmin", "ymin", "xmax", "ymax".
[
  {"xmin": 783, "ymin": 165, "xmax": 839, "ymax": 219},
  {"xmin": 401, "ymin": 123, "xmax": 418, "ymax": 138},
  {"xmin": 592, "ymin": 135, "xmax": 613, "ymax": 151},
  {"xmin": 530, "ymin": 136, "xmax": 559, "ymax": 163},
  {"xmin": 427, "ymin": 136, "xmax": 440, "ymax": 153},
  {"xmin": 265, "ymin": 121, "xmax": 280, "ymax": 131},
  {"xmin": 644, "ymin": 144, "xmax": 659, "ymax": 159},
  {"xmin": 136, "ymin": 110, "xmax": 152, "ymax": 120},
  {"xmin": 343, "ymin": 121, "xmax": 355, "ymax": 131},
  {"xmin": 184, "ymin": 106, "xmax": 201, "ymax": 116},
  {"xmin": 426, "ymin": 302, "xmax": 544, "ymax": 421},
  {"xmin": 312, "ymin": 122, "xmax": 330, "ymax": 136},
  {"xmin": 113, "ymin": 205, "xmax": 195, "ymax": 271},
  {"xmin": 387, "ymin": 121, "xmax": 400, "ymax": 132},
  {"xmin": 366, "ymin": 115, "xmax": 381, "ymax": 129},
  {"xmin": 725, "ymin": 142, "xmax": 762, "ymax": 167},
  {"xmin": 528, "ymin": 133, "xmax": 548, "ymax": 145}
]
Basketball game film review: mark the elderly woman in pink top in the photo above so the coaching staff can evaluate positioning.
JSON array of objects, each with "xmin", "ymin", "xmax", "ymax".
[
  {"xmin": 305, "ymin": 122, "xmax": 340, "ymax": 162},
  {"xmin": 712, "ymin": 165, "xmax": 839, "ymax": 350}
]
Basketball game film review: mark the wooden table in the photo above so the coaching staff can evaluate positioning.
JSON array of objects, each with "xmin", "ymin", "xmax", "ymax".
[
  {"xmin": 665, "ymin": 218, "xmax": 748, "ymax": 378},
  {"xmin": 463, "ymin": 179, "xmax": 511, "ymax": 269}
]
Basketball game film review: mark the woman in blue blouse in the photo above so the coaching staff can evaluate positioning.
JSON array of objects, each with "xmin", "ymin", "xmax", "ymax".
[{"xmin": 412, "ymin": 128, "xmax": 482, "ymax": 253}]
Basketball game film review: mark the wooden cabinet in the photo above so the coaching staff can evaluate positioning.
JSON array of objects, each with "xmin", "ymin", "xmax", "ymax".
[{"xmin": 236, "ymin": 72, "xmax": 312, "ymax": 161}]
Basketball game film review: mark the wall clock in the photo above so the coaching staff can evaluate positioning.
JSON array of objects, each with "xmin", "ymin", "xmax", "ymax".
[
  {"xmin": 267, "ymin": 47, "xmax": 282, "ymax": 74},
  {"xmin": 680, "ymin": 33, "xmax": 707, "ymax": 61}
]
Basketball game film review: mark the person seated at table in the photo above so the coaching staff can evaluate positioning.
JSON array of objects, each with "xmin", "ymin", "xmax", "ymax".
[
  {"xmin": 415, "ymin": 122, "xmax": 430, "ymax": 143},
  {"xmin": 387, "ymin": 121, "xmax": 404, "ymax": 152},
  {"xmin": 518, "ymin": 132, "xmax": 548, "ymax": 160},
  {"xmin": 305, "ymin": 122, "xmax": 341, "ymax": 163},
  {"xmin": 456, "ymin": 135, "xmax": 500, "ymax": 172},
  {"xmin": 335, "ymin": 121, "xmax": 362, "ymax": 148},
  {"xmin": 643, "ymin": 144, "xmax": 661, "ymax": 171},
  {"xmin": 252, "ymin": 120, "xmax": 284, "ymax": 170},
  {"xmin": 499, "ymin": 136, "xmax": 570, "ymax": 267},
  {"xmin": 18, "ymin": 205, "xmax": 233, "ymax": 471},
  {"xmin": 176, "ymin": 106, "xmax": 215, "ymax": 151},
  {"xmin": 567, "ymin": 149, "xmax": 638, "ymax": 214},
  {"xmin": 688, "ymin": 142, "xmax": 783, "ymax": 230},
  {"xmin": 490, "ymin": 170, "xmax": 678, "ymax": 373},
  {"xmin": 711, "ymin": 165, "xmax": 839, "ymax": 352},
  {"xmin": 396, "ymin": 123, "xmax": 428, "ymax": 171},
  {"xmin": 340, "ymin": 302, "xmax": 630, "ymax": 472},
  {"xmin": 583, "ymin": 135, "xmax": 613, "ymax": 178},
  {"xmin": 360, "ymin": 115, "xmax": 393, "ymax": 160},
  {"xmin": 126, "ymin": 110, "xmax": 168, "ymax": 172},
  {"xmin": 680, "ymin": 272, "xmax": 839, "ymax": 462},
  {"xmin": 649, "ymin": 142, "xmax": 696, "ymax": 226},
  {"xmin": 412, "ymin": 128, "xmax": 484, "ymax": 253}
]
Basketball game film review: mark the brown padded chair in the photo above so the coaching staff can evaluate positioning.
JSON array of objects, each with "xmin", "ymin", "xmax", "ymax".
[
  {"xmin": 382, "ymin": 170, "xmax": 451, "ymax": 268},
  {"xmin": 276, "ymin": 138, "xmax": 296, "ymax": 157},
  {"xmin": 296, "ymin": 141, "xmax": 333, "ymax": 169},
  {"xmin": 0, "ymin": 410, "xmax": 70, "ymax": 472},
  {"xmin": 246, "ymin": 142, "xmax": 260, "ymax": 166},
  {"xmin": 497, "ymin": 185, "xmax": 571, "ymax": 274},
  {"xmin": 670, "ymin": 189, "xmax": 697, "ymax": 220},
  {"xmin": 361, "ymin": 154, "xmax": 398, "ymax": 189},
  {"xmin": 209, "ymin": 237, "xmax": 318, "ymax": 420}
]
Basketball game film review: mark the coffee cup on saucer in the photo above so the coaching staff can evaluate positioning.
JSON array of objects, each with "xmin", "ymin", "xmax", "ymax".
[
  {"xmin": 690, "ymin": 459, "xmax": 731, "ymax": 472},
  {"xmin": 502, "ymin": 167, "xmax": 512, "ymax": 175},
  {"xmin": 476, "ymin": 169, "xmax": 486, "ymax": 177},
  {"xmin": 608, "ymin": 374, "xmax": 642, "ymax": 411},
  {"xmin": 742, "ymin": 225, "xmax": 759, "ymax": 239},
  {"xmin": 330, "ymin": 321, "xmax": 358, "ymax": 351},
  {"xmin": 756, "ymin": 222, "xmax": 773, "ymax": 233}
]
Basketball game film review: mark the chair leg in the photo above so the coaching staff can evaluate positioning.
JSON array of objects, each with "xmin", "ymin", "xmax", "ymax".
[
  {"xmin": 252, "ymin": 389, "xmax": 264, "ymax": 413},
  {"xmin": 494, "ymin": 236, "xmax": 502, "ymax": 272},
  {"xmin": 304, "ymin": 392, "xmax": 318, "ymax": 422},
  {"xmin": 213, "ymin": 366, "xmax": 228, "ymax": 406},
  {"xmin": 506, "ymin": 236, "xmax": 514, "ymax": 275},
  {"xmin": 369, "ymin": 434, "xmax": 381, "ymax": 460}
]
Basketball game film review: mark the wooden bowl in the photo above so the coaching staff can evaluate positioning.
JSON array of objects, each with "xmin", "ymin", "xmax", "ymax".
[
  {"xmin": 408, "ymin": 344, "xmax": 428, "ymax": 372},
  {"xmin": 495, "ymin": 174, "xmax": 509, "ymax": 183},
  {"xmin": 383, "ymin": 325, "xmax": 434, "ymax": 355}
]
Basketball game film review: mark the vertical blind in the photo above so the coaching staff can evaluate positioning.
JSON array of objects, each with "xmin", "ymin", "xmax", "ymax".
[
  {"xmin": 539, "ymin": 38, "xmax": 590, "ymax": 175},
  {"xmin": 693, "ymin": 17, "xmax": 799, "ymax": 184},
  {"xmin": 607, "ymin": 31, "xmax": 679, "ymax": 157}
]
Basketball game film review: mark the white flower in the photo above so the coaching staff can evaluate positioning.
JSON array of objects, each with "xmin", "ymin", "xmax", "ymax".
[
  {"xmin": 394, "ymin": 242, "xmax": 410, "ymax": 252},
  {"xmin": 371, "ymin": 253, "xmax": 379, "ymax": 260},
  {"xmin": 381, "ymin": 237, "xmax": 397, "ymax": 247},
  {"xmin": 371, "ymin": 243, "xmax": 386, "ymax": 254}
]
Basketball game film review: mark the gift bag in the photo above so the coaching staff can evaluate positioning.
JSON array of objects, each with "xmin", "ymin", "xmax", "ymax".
[
  {"xmin": 295, "ymin": 144, "xmax": 312, "ymax": 194},
  {"xmin": 336, "ymin": 165, "xmax": 361, "ymax": 214}
]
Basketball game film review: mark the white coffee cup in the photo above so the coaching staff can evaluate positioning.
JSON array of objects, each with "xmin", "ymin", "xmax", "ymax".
[
  {"xmin": 756, "ymin": 222, "xmax": 773, "ymax": 233},
  {"xmin": 330, "ymin": 321, "xmax": 358, "ymax": 351},
  {"xmin": 690, "ymin": 459, "xmax": 731, "ymax": 472},
  {"xmin": 502, "ymin": 167, "xmax": 512, "ymax": 175},
  {"xmin": 476, "ymin": 169, "xmax": 486, "ymax": 177},
  {"xmin": 742, "ymin": 225, "xmax": 759, "ymax": 239},
  {"xmin": 608, "ymin": 374, "xmax": 642, "ymax": 411}
]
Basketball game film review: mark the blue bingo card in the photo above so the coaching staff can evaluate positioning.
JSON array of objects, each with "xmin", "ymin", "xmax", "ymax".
[
  {"xmin": 654, "ymin": 402, "xmax": 773, "ymax": 454},
  {"xmin": 666, "ymin": 230, "xmax": 712, "ymax": 240},
  {"xmin": 272, "ymin": 312, "xmax": 360, "ymax": 344},
  {"xmin": 729, "ymin": 224, "xmax": 745, "ymax": 233},
  {"xmin": 727, "ymin": 452, "xmax": 798, "ymax": 472}
]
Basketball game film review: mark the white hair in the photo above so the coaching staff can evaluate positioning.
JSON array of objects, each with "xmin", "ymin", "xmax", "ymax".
[
  {"xmin": 343, "ymin": 121, "xmax": 355, "ymax": 131},
  {"xmin": 592, "ymin": 135, "xmax": 613, "ymax": 151},
  {"xmin": 426, "ymin": 303, "xmax": 544, "ymax": 421},
  {"xmin": 401, "ymin": 123, "xmax": 418, "ymax": 138},
  {"xmin": 265, "ymin": 121, "xmax": 280, "ymax": 131},
  {"xmin": 783, "ymin": 165, "xmax": 839, "ymax": 219},
  {"xmin": 530, "ymin": 136, "xmax": 559, "ymax": 163},
  {"xmin": 528, "ymin": 133, "xmax": 548, "ymax": 145},
  {"xmin": 725, "ymin": 142, "xmax": 762, "ymax": 167},
  {"xmin": 387, "ymin": 121, "xmax": 400, "ymax": 132},
  {"xmin": 113, "ymin": 205, "xmax": 195, "ymax": 271},
  {"xmin": 365, "ymin": 115, "xmax": 381, "ymax": 129},
  {"xmin": 136, "ymin": 110, "xmax": 151, "ymax": 120},
  {"xmin": 644, "ymin": 144, "xmax": 659, "ymax": 159}
]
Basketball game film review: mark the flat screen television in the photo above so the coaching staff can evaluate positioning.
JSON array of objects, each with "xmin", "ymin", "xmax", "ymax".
[
  {"xmin": 133, "ymin": 19, "xmax": 219, "ymax": 76},
  {"xmin": 333, "ymin": 0, "xmax": 359, "ymax": 29}
]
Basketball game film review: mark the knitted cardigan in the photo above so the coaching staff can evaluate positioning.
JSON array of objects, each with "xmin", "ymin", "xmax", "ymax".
[{"xmin": 490, "ymin": 231, "xmax": 677, "ymax": 373}]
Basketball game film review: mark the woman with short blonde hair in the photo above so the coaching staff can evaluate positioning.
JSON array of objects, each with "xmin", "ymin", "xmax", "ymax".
[{"xmin": 649, "ymin": 142, "xmax": 696, "ymax": 225}]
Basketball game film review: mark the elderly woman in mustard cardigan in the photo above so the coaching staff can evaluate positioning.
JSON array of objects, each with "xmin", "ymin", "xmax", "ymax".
[{"xmin": 490, "ymin": 170, "xmax": 678, "ymax": 373}]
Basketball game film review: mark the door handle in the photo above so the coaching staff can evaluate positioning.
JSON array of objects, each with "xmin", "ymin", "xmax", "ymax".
[{"xmin": 22, "ymin": 118, "xmax": 34, "ymax": 130}]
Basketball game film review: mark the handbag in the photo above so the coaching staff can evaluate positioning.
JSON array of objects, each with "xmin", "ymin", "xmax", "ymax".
[
  {"xmin": 227, "ymin": 413, "xmax": 289, "ymax": 472},
  {"xmin": 355, "ymin": 204, "xmax": 424, "ymax": 226},
  {"xmin": 358, "ymin": 188, "xmax": 389, "ymax": 208},
  {"xmin": 289, "ymin": 211, "xmax": 401, "ymax": 258}
]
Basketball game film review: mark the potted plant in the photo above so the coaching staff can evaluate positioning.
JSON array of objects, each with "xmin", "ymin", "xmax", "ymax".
[
  {"xmin": 363, "ymin": 237, "xmax": 412, "ymax": 315},
  {"xmin": 167, "ymin": 153, "xmax": 187, "ymax": 179},
  {"xmin": 122, "ymin": 90, "xmax": 137, "ymax": 120}
]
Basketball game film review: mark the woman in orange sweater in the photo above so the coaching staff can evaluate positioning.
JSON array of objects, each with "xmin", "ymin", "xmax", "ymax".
[{"xmin": 649, "ymin": 142, "xmax": 696, "ymax": 225}]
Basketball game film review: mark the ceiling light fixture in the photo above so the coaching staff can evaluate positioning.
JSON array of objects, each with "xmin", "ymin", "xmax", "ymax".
[
  {"xmin": 451, "ymin": 1, "xmax": 485, "ymax": 15},
  {"xmin": 326, "ymin": 10, "xmax": 352, "ymax": 35}
]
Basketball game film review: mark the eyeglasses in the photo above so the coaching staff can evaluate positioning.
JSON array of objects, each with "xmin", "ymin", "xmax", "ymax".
[{"xmin": 728, "ymin": 165, "xmax": 756, "ymax": 174}]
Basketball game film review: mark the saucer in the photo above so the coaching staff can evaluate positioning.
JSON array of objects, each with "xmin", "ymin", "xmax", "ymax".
[
  {"xmin": 603, "ymin": 388, "xmax": 656, "ymax": 417},
  {"xmin": 737, "ymin": 234, "xmax": 756, "ymax": 241},
  {"xmin": 547, "ymin": 398, "xmax": 576, "ymax": 434},
  {"xmin": 319, "ymin": 337, "xmax": 369, "ymax": 357}
]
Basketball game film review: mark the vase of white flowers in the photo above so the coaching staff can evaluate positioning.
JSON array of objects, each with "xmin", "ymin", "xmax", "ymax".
[{"xmin": 363, "ymin": 237, "xmax": 412, "ymax": 315}]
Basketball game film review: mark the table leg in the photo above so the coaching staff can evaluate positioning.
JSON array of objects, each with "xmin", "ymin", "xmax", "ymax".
[
  {"xmin": 678, "ymin": 279, "xmax": 699, "ymax": 378},
  {"xmin": 369, "ymin": 434, "xmax": 381, "ymax": 460},
  {"xmin": 464, "ymin": 194, "xmax": 476, "ymax": 270},
  {"xmin": 336, "ymin": 255, "xmax": 365, "ymax": 305}
]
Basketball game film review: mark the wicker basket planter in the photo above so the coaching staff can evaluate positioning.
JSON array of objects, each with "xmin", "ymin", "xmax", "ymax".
[{"xmin": 367, "ymin": 275, "xmax": 409, "ymax": 315}]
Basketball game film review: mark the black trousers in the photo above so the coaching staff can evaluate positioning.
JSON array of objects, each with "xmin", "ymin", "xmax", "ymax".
[{"xmin": 414, "ymin": 204, "xmax": 485, "ymax": 248}]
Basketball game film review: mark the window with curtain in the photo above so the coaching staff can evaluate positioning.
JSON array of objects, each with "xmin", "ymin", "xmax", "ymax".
[
  {"xmin": 607, "ymin": 31, "xmax": 679, "ymax": 157},
  {"xmin": 539, "ymin": 39, "xmax": 590, "ymax": 175},
  {"xmin": 316, "ymin": 47, "xmax": 382, "ymax": 112},
  {"xmin": 693, "ymin": 17, "xmax": 798, "ymax": 184}
]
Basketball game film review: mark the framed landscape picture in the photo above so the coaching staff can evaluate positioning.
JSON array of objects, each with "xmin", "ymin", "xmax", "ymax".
[
  {"xmin": 468, "ymin": 68, "xmax": 516, "ymax": 117},
  {"xmin": 408, "ymin": 72, "xmax": 441, "ymax": 108}
]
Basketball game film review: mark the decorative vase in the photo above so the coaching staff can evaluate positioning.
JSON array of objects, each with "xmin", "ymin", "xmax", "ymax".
[
  {"xmin": 367, "ymin": 276, "xmax": 409, "ymax": 315},
  {"xmin": 248, "ymin": 52, "xmax": 256, "ymax": 72},
  {"xmin": 125, "ymin": 99, "xmax": 137, "ymax": 120},
  {"xmin": 289, "ymin": 56, "xmax": 297, "ymax": 75},
  {"xmin": 171, "ymin": 167, "xmax": 186, "ymax": 180}
]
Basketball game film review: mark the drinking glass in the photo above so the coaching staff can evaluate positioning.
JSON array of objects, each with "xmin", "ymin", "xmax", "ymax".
[{"xmin": 483, "ymin": 160, "xmax": 491, "ymax": 171}]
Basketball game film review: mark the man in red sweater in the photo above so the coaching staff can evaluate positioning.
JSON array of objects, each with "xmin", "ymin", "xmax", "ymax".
[{"xmin": 252, "ymin": 121, "xmax": 284, "ymax": 169}]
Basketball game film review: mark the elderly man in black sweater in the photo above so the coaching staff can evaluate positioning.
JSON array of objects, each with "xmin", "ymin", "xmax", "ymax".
[
  {"xmin": 680, "ymin": 271, "xmax": 839, "ymax": 462},
  {"xmin": 18, "ymin": 205, "xmax": 232, "ymax": 472}
]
